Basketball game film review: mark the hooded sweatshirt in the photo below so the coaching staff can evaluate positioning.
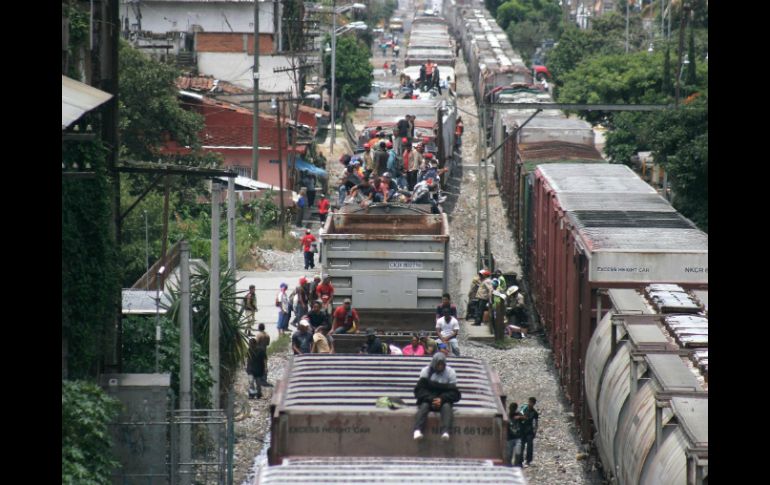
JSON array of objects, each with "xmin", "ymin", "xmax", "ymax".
[{"xmin": 414, "ymin": 353, "xmax": 461, "ymax": 405}]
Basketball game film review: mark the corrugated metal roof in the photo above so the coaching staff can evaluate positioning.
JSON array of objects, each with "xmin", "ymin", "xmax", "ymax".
[
  {"xmin": 258, "ymin": 457, "xmax": 528, "ymax": 484},
  {"xmin": 571, "ymin": 227, "xmax": 708, "ymax": 251},
  {"xmin": 571, "ymin": 211, "xmax": 695, "ymax": 229},
  {"xmin": 278, "ymin": 355, "xmax": 501, "ymax": 413},
  {"xmin": 539, "ymin": 164, "xmax": 656, "ymax": 194},
  {"xmin": 670, "ymin": 397, "xmax": 708, "ymax": 446},
  {"xmin": 557, "ymin": 193, "xmax": 673, "ymax": 212},
  {"xmin": 62, "ymin": 75, "xmax": 113, "ymax": 130},
  {"xmin": 122, "ymin": 289, "xmax": 171, "ymax": 315}
]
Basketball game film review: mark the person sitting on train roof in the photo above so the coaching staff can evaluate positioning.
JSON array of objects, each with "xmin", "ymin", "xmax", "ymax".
[
  {"xmin": 361, "ymin": 328, "xmax": 385, "ymax": 354},
  {"xmin": 374, "ymin": 172, "xmax": 399, "ymax": 203},
  {"xmin": 436, "ymin": 308, "xmax": 461, "ymax": 357},
  {"xmin": 419, "ymin": 332, "xmax": 437, "ymax": 356},
  {"xmin": 306, "ymin": 300, "xmax": 330, "ymax": 332},
  {"xmin": 387, "ymin": 339, "xmax": 404, "ymax": 355},
  {"xmin": 436, "ymin": 293, "xmax": 458, "ymax": 320},
  {"xmin": 332, "ymin": 298, "xmax": 359, "ymax": 334},
  {"xmin": 311, "ymin": 325, "xmax": 334, "ymax": 354},
  {"xmin": 402, "ymin": 333, "xmax": 426, "ymax": 356},
  {"xmin": 338, "ymin": 164, "xmax": 362, "ymax": 206},
  {"xmin": 291, "ymin": 320, "xmax": 313, "ymax": 355},
  {"xmin": 413, "ymin": 352, "xmax": 461, "ymax": 441}
]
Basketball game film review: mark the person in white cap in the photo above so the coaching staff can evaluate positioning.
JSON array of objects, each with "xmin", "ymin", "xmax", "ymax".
[{"xmin": 291, "ymin": 319, "xmax": 313, "ymax": 354}]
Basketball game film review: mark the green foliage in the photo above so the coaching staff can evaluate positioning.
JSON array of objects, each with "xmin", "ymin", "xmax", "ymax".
[
  {"xmin": 557, "ymin": 51, "xmax": 668, "ymax": 123},
  {"xmin": 485, "ymin": 0, "xmax": 508, "ymax": 16},
  {"xmin": 121, "ymin": 315, "xmax": 213, "ymax": 408},
  {"xmin": 118, "ymin": 40, "xmax": 204, "ymax": 160},
  {"xmin": 686, "ymin": 26, "xmax": 697, "ymax": 86},
  {"xmin": 323, "ymin": 36, "xmax": 374, "ymax": 108},
  {"xmin": 164, "ymin": 265, "xmax": 249, "ymax": 406},
  {"xmin": 646, "ymin": 94, "xmax": 708, "ymax": 231},
  {"xmin": 66, "ymin": 4, "xmax": 90, "ymax": 50},
  {"xmin": 496, "ymin": 0, "xmax": 562, "ymax": 64},
  {"xmin": 62, "ymin": 139, "xmax": 120, "ymax": 379},
  {"xmin": 662, "ymin": 46, "xmax": 672, "ymax": 96},
  {"xmin": 62, "ymin": 381, "xmax": 122, "ymax": 485}
]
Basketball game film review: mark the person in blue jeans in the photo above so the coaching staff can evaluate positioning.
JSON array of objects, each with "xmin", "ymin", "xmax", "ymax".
[
  {"xmin": 519, "ymin": 397, "xmax": 540, "ymax": 467},
  {"xmin": 505, "ymin": 402, "xmax": 525, "ymax": 467},
  {"xmin": 295, "ymin": 190, "xmax": 307, "ymax": 227}
]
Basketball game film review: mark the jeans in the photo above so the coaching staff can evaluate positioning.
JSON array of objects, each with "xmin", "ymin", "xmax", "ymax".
[
  {"xmin": 414, "ymin": 401, "xmax": 454, "ymax": 435},
  {"xmin": 295, "ymin": 206, "xmax": 305, "ymax": 227},
  {"xmin": 334, "ymin": 326, "xmax": 351, "ymax": 334},
  {"xmin": 505, "ymin": 438, "xmax": 523, "ymax": 467},
  {"xmin": 522, "ymin": 434, "xmax": 535, "ymax": 464},
  {"xmin": 304, "ymin": 251, "xmax": 315, "ymax": 269},
  {"xmin": 338, "ymin": 185, "xmax": 348, "ymax": 206},
  {"xmin": 441, "ymin": 337, "xmax": 460, "ymax": 356},
  {"xmin": 407, "ymin": 170, "xmax": 418, "ymax": 191},
  {"xmin": 319, "ymin": 212, "xmax": 327, "ymax": 225},
  {"xmin": 248, "ymin": 373, "xmax": 262, "ymax": 398}
]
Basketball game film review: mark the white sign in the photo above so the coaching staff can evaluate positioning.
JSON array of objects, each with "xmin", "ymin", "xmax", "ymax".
[
  {"xmin": 589, "ymin": 252, "xmax": 708, "ymax": 284},
  {"xmin": 389, "ymin": 261, "xmax": 424, "ymax": 270}
]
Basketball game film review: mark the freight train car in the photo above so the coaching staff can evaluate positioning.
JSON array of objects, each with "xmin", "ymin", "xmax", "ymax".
[
  {"xmin": 584, "ymin": 288, "xmax": 707, "ymax": 484},
  {"xmin": 268, "ymin": 355, "xmax": 509, "ymax": 465},
  {"xmin": 528, "ymin": 164, "xmax": 708, "ymax": 436},
  {"xmin": 406, "ymin": 16, "xmax": 455, "ymax": 67},
  {"xmin": 258, "ymin": 458, "xmax": 528, "ymax": 484}
]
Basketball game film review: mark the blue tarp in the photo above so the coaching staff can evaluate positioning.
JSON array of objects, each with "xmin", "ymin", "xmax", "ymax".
[{"xmin": 292, "ymin": 158, "xmax": 328, "ymax": 178}]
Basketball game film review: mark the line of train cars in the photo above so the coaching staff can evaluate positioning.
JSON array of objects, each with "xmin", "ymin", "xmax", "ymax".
[{"xmin": 442, "ymin": 1, "xmax": 708, "ymax": 483}]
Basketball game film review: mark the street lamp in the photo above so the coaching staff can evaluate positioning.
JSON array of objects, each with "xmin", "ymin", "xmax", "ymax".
[{"xmin": 329, "ymin": 2, "xmax": 367, "ymax": 153}]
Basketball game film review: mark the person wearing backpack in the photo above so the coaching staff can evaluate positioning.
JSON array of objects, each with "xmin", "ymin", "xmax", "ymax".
[{"xmin": 505, "ymin": 402, "xmax": 526, "ymax": 467}]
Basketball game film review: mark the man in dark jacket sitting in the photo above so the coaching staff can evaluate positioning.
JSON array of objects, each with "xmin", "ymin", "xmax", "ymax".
[{"xmin": 412, "ymin": 353, "xmax": 461, "ymax": 441}]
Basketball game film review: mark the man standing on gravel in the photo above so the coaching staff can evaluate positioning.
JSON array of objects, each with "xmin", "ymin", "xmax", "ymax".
[
  {"xmin": 519, "ymin": 397, "xmax": 540, "ymax": 467},
  {"xmin": 474, "ymin": 269, "xmax": 494, "ymax": 326},
  {"xmin": 300, "ymin": 229, "xmax": 316, "ymax": 270},
  {"xmin": 243, "ymin": 285, "xmax": 258, "ymax": 329}
]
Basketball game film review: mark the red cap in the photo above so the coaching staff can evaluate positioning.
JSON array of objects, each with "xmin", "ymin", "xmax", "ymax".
[
  {"xmin": 481, "ymin": 269, "xmax": 491, "ymax": 277},
  {"xmin": 299, "ymin": 277, "xmax": 308, "ymax": 285},
  {"xmin": 386, "ymin": 141, "xmax": 393, "ymax": 148},
  {"xmin": 402, "ymin": 137, "xmax": 409, "ymax": 143},
  {"xmin": 424, "ymin": 153, "xmax": 433, "ymax": 159},
  {"xmin": 364, "ymin": 143, "xmax": 371, "ymax": 149},
  {"xmin": 423, "ymin": 136, "xmax": 430, "ymax": 143}
]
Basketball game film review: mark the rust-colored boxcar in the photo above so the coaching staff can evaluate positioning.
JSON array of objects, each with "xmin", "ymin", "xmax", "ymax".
[
  {"xmin": 528, "ymin": 164, "xmax": 708, "ymax": 437},
  {"xmin": 268, "ymin": 355, "xmax": 507, "ymax": 465}
]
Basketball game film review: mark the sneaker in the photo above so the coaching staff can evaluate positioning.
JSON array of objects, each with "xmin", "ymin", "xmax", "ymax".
[
  {"xmin": 522, "ymin": 463, "xmax": 528, "ymax": 468},
  {"xmin": 441, "ymin": 432, "xmax": 450, "ymax": 441},
  {"xmin": 413, "ymin": 430, "xmax": 424, "ymax": 441}
]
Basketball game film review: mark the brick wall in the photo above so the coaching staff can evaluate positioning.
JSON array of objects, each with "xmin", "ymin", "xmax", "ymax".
[{"xmin": 196, "ymin": 33, "xmax": 273, "ymax": 54}]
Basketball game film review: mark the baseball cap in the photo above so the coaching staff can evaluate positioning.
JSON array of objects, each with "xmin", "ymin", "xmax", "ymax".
[
  {"xmin": 343, "ymin": 298, "xmax": 352, "ymax": 304},
  {"xmin": 386, "ymin": 140, "xmax": 393, "ymax": 148},
  {"xmin": 424, "ymin": 153, "xmax": 433, "ymax": 159}
]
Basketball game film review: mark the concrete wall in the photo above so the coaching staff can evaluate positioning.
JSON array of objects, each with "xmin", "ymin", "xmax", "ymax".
[
  {"xmin": 197, "ymin": 52, "xmax": 296, "ymax": 94},
  {"xmin": 121, "ymin": 1, "xmax": 276, "ymax": 34}
]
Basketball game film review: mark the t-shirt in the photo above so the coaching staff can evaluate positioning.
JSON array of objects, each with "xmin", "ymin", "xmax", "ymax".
[
  {"xmin": 508, "ymin": 412, "xmax": 524, "ymax": 439},
  {"xmin": 292, "ymin": 331, "xmax": 313, "ymax": 354},
  {"xmin": 333, "ymin": 306, "xmax": 359, "ymax": 330},
  {"xmin": 316, "ymin": 283, "xmax": 334, "ymax": 301},
  {"xmin": 402, "ymin": 343, "xmax": 425, "ymax": 356},
  {"xmin": 396, "ymin": 119, "xmax": 409, "ymax": 136},
  {"xmin": 307, "ymin": 311, "xmax": 329, "ymax": 330},
  {"xmin": 312, "ymin": 331, "xmax": 332, "ymax": 353},
  {"xmin": 436, "ymin": 317, "xmax": 460, "ymax": 339},
  {"xmin": 300, "ymin": 234, "xmax": 316, "ymax": 252},
  {"xmin": 318, "ymin": 198, "xmax": 330, "ymax": 215},
  {"xmin": 389, "ymin": 345, "xmax": 403, "ymax": 355},
  {"xmin": 436, "ymin": 303, "xmax": 458, "ymax": 319}
]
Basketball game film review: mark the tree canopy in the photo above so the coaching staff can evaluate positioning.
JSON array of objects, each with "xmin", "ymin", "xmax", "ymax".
[{"xmin": 323, "ymin": 35, "xmax": 374, "ymax": 108}]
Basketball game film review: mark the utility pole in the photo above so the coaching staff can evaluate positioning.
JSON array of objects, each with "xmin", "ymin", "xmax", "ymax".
[
  {"xmin": 675, "ymin": 3, "xmax": 690, "ymax": 106},
  {"xmin": 144, "ymin": 210, "xmax": 149, "ymax": 289},
  {"xmin": 483, "ymin": 110, "xmax": 490, "ymax": 266},
  {"xmin": 476, "ymin": 103, "xmax": 483, "ymax": 270},
  {"xmin": 252, "ymin": 0, "xmax": 260, "ymax": 180},
  {"xmin": 227, "ymin": 176, "xmax": 236, "ymax": 274},
  {"xmin": 277, "ymin": 100, "xmax": 286, "ymax": 238},
  {"xmin": 330, "ymin": 0, "xmax": 337, "ymax": 152},
  {"xmin": 210, "ymin": 182, "xmax": 221, "ymax": 409},
  {"xmin": 179, "ymin": 240, "xmax": 192, "ymax": 485}
]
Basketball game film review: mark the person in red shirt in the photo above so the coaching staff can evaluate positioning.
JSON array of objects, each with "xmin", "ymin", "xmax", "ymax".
[
  {"xmin": 316, "ymin": 275, "xmax": 335, "ymax": 314},
  {"xmin": 332, "ymin": 298, "xmax": 360, "ymax": 334},
  {"xmin": 318, "ymin": 194, "xmax": 331, "ymax": 225},
  {"xmin": 300, "ymin": 229, "xmax": 316, "ymax": 270}
]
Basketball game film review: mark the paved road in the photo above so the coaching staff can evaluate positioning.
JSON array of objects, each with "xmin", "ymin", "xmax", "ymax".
[{"xmin": 237, "ymin": 270, "xmax": 307, "ymax": 342}]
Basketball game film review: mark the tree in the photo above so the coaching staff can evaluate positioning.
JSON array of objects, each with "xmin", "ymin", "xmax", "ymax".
[
  {"xmin": 118, "ymin": 40, "xmax": 204, "ymax": 161},
  {"xmin": 662, "ymin": 46, "xmax": 672, "ymax": 96},
  {"xmin": 62, "ymin": 381, "xmax": 122, "ymax": 484},
  {"xmin": 323, "ymin": 35, "xmax": 374, "ymax": 108},
  {"xmin": 557, "ymin": 51, "xmax": 668, "ymax": 123},
  {"xmin": 685, "ymin": 25, "xmax": 697, "ymax": 86}
]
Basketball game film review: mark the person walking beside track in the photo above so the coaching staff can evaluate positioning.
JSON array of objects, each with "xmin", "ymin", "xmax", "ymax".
[
  {"xmin": 318, "ymin": 194, "xmax": 330, "ymax": 225},
  {"xmin": 243, "ymin": 285, "xmax": 258, "ymax": 330},
  {"xmin": 505, "ymin": 402, "xmax": 525, "ymax": 467},
  {"xmin": 519, "ymin": 397, "xmax": 540, "ymax": 467},
  {"xmin": 275, "ymin": 283, "xmax": 290, "ymax": 337}
]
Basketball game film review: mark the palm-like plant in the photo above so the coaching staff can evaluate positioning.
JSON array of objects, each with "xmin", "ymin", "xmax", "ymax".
[{"xmin": 164, "ymin": 263, "xmax": 250, "ymax": 408}]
